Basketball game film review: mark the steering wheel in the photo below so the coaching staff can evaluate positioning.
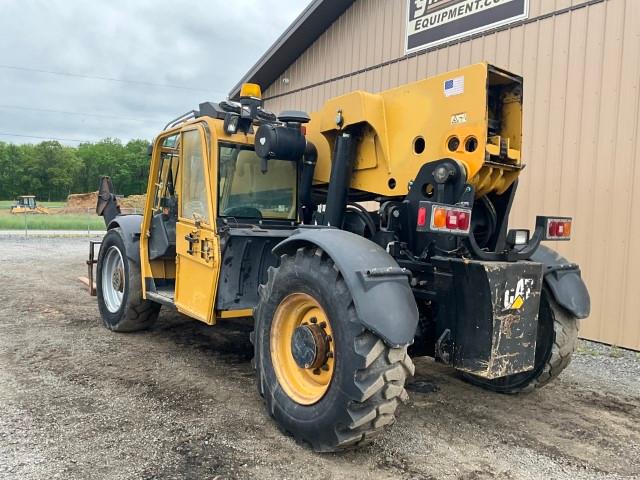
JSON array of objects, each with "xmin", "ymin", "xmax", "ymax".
[{"xmin": 223, "ymin": 206, "xmax": 263, "ymax": 219}]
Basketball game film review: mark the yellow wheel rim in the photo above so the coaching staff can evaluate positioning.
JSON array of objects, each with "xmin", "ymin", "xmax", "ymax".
[{"xmin": 271, "ymin": 293, "xmax": 335, "ymax": 405}]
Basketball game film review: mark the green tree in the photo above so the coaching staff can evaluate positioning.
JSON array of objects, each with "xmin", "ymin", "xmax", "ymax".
[{"xmin": 1, "ymin": 138, "xmax": 152, "ymax": 201}]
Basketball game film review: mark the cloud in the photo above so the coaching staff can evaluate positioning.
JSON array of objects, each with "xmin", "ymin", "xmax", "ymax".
[{"xmin": 0, "ymin": 0, "xmax": 308, "ymax": 145}]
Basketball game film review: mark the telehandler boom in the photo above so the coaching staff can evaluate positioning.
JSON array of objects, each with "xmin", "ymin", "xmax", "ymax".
[{"xmin": 91, "ymin": 63, "xmax": 590, "ymax": 452}]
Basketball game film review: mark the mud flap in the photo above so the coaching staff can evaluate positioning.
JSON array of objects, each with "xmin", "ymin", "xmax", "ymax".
[
  {"xmin": 530, "ymin": 245, "xmax": 590, "ymax": 319},
  {"xmin": 446, "ymin": 260, "xmax": 544, "ymax": 379}
]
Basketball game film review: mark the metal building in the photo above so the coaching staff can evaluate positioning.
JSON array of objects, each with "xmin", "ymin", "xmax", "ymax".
[{"xmin": 232, "ymin": 0, "xmax": 640, "ymax": 350}]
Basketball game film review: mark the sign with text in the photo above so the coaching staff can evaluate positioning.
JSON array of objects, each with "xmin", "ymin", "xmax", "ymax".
[{"xmin": 406, "ymin": 0, "xmax": 529, "ymax": 53}]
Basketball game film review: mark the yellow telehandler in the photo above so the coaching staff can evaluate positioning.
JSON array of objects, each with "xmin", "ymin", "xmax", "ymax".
[{"xmin": 90, "ymin": 63, "xmax": 590, "ymax": 452}]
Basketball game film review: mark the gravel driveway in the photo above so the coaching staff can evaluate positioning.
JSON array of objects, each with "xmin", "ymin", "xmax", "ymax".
[{"xmin": 1, "ymin": 237, "xmax": 638, "ymax": 480}]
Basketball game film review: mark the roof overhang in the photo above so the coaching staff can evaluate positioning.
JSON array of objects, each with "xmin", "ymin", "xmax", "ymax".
[{"xmin": 229, "ymin": 0, "xmax": 355, "ymax": 99}]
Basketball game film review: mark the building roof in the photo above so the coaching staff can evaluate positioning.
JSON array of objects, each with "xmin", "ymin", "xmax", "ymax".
[{"xmin": 229, "ymin": 0, "xmax": 355, "ymax": 99}]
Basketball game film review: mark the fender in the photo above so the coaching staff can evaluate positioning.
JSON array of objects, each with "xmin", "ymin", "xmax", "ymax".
[
  {"xmin": 273, "ymin": 228, "xmax": 419, "ymax": 348},
  {"xmin": 107, "ymin": 215, "xmax": 143, "ymax": 264},
  {"xmin": 530, "ymin": 245, "xmax": 590, "ymax": 319}
]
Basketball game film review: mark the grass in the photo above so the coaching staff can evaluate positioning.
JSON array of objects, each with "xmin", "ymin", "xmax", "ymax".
[
  {"xmin": 609, "ymin": 346, "xmax": 625, "ymax": 359},
  {"xmin": 0, "ymin": 199, "xmax": 105, "ymax": 230},
  {"xmin": 576, "ymin": 344, "xmax": 602, "ymax": 356},
  {"xmin": 0, "ymin": 208, "xmax": 105, "ymax": 231}
]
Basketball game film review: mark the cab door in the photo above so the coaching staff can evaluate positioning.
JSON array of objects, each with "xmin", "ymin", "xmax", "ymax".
[{"xmin": 174, "ymin": 125, "xmax": 220, "ymax": 324}]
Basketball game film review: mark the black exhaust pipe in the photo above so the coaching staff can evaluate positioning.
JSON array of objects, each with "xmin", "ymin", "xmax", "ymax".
[
  {"xmin": 323, "ymin": 132, "xmax": 356, "ymax": 228},
  {"xmin": 300, "ymin": 141, "xmax": 317, "ymax": 224}
]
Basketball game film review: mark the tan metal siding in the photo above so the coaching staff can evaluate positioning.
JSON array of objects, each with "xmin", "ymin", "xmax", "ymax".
[{"xmin": 263, "ymin": 0, "xmax": 640, "ymax": 350}]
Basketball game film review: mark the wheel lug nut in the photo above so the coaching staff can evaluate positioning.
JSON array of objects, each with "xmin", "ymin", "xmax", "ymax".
[{"xmin": 310, "ymin": 317, "xmax": 317, "ymax": 324}]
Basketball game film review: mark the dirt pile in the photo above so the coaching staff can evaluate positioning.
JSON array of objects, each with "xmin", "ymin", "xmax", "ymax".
[
  {"xmin": 59, "ymin": 192, "xmax": 99, "ymax": 214},
  {"xmin": 118, "ymin": 194, "xmax": 146, "ymax": 211},
  {"xmin": 58, "ymin": 192, "xmax": 146, "ymax": 214}
]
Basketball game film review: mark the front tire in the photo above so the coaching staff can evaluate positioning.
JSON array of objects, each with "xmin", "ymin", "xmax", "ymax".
[
  {"xmin": 253, "ymin": 247, "xmax": 414, "ymax": 452},
  {"xmin": 462, "ymin": 289, "xmax": 579, "ymax": 393},
  {"xmin": 96, "ymin": 228, "xmax": 160, "ymax": 332}
]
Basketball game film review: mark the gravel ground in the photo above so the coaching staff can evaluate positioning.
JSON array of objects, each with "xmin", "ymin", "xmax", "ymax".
[{"xmin": 0, "ymin": 236, "xmax": 638, "ymax": 480}]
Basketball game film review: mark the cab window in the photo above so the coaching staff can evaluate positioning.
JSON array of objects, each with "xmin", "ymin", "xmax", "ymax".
[
  {"xmin": 152, "ymin": 134, "xmax": 179, "ymax": 214},
  {"xmin": 180, "ymin": 129, "xmax": 210, "ymax": 224},
  {"xmin": 218, "ymin": 143, "xmax": 297, "ymax": 220}
]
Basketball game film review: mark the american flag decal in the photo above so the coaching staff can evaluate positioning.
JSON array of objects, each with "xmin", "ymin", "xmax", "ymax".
[{"xmin": 444, "ymin": 76, "xmax": 464, "ymax": 97}]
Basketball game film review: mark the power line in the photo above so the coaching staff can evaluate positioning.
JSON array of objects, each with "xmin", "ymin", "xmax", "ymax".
[
  {"xmin": 0, "ymin": 63, "xmax": 227, "ymax": 95},
  {"xmin": 0, "ymin": 132, "xmax": 102, "ymax": 143},
  {"xmin": 0, "ymin": 104, "xmax": 154, "ymax": 123}
]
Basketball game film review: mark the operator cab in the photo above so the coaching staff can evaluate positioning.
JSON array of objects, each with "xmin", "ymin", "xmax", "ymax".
[
  {"xmin": 147, "ymin": 133, "xmax": 300, "ymax": 262},
  {"xmin": 16, "ymin": 195, "xmax": 37, "ymax": 209},
  {"xmin": 141, "ymin": 85, "xmax": 310, "ymax": 322}
]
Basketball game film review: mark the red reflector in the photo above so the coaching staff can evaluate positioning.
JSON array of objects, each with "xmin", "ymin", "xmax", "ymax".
[
  {"xmin": 417, "ymin": 207, "xmax": 427, "ymax": 227},
  {"xmin": 548, "ymin": 221, "xmax": 558, "ymax": 237},
  {"xmin": 446, "ymin": 210, "xmax": 459, "ymax": 229},
  {"xmin": 300, "ymin": 125, "xmax": 307, "ymax": 135}
]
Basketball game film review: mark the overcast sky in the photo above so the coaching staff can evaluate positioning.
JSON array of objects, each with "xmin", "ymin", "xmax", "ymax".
[{"xmin": 0, "ymin": 0, "xmax": 308, "ymax": 145}]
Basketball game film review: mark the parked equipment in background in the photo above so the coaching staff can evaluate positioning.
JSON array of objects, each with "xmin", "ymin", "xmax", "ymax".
[
  {"xmin": 10, "ymin": 195, "xmax": 49, "ymax": 214},
  {"xmin": 88, "ymin": 63, "xmax": 590, "ymax": 452}
]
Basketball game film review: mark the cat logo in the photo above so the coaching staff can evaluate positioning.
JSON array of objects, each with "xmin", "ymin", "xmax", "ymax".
[{"xmin": 503, "ymin": 278, "xmax": 534, "ymax": 311}]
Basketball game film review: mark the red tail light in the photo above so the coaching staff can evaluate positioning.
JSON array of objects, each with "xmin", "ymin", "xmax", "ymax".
[
  {"xmin": 416, "ymin": 202, "xmax": 472, "ymax": 236},
  {"xmin": 446, "ymin": 210, "xmax": 459, "ymax": 229},
  {"xmin": 457, "ymin": 211, "xmax": 470, "ymax": 231},
  {"xmin": 545, "ymin": 218, "xmax": 572, "ymax": 240}
]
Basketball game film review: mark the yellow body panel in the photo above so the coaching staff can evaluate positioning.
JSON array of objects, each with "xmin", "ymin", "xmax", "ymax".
[{"xmin": 306, "ymin": 63, "xmax": 523, "ymax": 197}]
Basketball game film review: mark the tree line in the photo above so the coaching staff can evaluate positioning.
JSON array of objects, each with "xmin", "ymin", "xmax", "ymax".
[{"xmin": 0, "ymin": 138, "xmax": 151, "ymax": 202}]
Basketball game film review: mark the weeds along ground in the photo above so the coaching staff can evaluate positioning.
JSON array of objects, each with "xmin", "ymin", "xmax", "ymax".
[{"xmin": 0, "ymin": 202, "xmax": 105, "ymax": 230}]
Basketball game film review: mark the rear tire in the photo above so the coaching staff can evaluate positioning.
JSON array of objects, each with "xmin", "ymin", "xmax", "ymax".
[
  {"xmin": 462, "ymin": 289, "xmax": 578, "ymax": 394},
  {"xmin": 96, "ymin": 228, "xmax": 160, "ymax": 332},
  {"xmin": 253, "ymin": 246, "xmax": 414, "ymax": 452}
]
